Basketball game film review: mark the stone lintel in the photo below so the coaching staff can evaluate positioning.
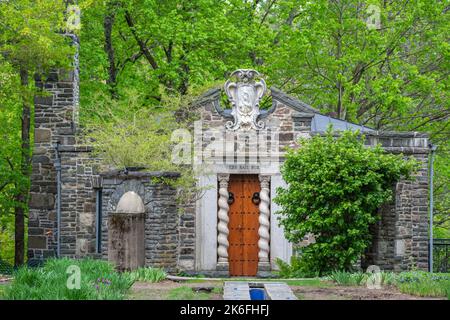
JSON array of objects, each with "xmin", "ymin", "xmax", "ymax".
[
  {"xmin": 101, "ymin": 170, "xmax": 181, "ymax": 179},
  {"xmin": 58, "ymin": 145, "xmax": 93, "ymax": 152}
]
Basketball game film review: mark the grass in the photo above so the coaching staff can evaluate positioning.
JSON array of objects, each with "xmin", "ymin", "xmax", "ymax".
[
  {"xmin": 396, "ymin": 272, "xmax": 450, "ymax": 298},
  {"xmin": 3, "ymin": 258, "xmax": 165, "ymax": 300},
  {"xmin": 326, "ymin": 270, "xmax": 450, "ymax": 299},
  {"xmin": 328, "ymin": 271, "xmax": 366, "ymax": 286},
  {"xmin": 0, "ymin": 284, "xmax": 6, "ymax": 299},
  {"xmin": 167, "ymin": 286, "xmax": 211, "ymax": 300},
  {"xmin": 127, "ymin": 267, "xmax": 166, "ymax": 283},
  {"xmin": 284, "ymin": 278, "xmax": 332, "ymax": 287},
  {"xmin": 4, "ymin": 258, "xmax": 134, "ymax": 300}
]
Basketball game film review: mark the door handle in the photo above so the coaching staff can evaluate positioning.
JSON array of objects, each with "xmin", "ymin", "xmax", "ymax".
[
  {"xmin": 228, "ymin": 192, "xmax": 235, "ymax": 205},
  {"xmin": 252, "ymin": 192, "xmax": 261, "ymax": 205}
]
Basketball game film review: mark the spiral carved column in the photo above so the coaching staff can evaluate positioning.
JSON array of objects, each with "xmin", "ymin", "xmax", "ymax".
[
  {"xmin": 217, "ymin": 174, "xmax": 230, "ymax": 270},
  {"xmin": 258, "ymin": 175, "xmax": 271, "ymax": 271}
]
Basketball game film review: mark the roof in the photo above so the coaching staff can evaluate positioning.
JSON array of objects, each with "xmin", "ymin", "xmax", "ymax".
[
  {"xmin": 270, "ymin": 87, "xmax": 375, "ymax": 132},
  {"xmin": 311, "ymin": 114, "xmax": 374, "ymax": 132}
]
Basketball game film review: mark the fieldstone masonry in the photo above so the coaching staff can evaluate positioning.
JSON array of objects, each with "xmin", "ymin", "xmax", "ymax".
[
  {"xmin": 28, "ymin": 68, "xmax": 80, "ymax": 261},
  {"xmin": 29, "ymin": 62, "xmax": 431, "ymax": 273},
  {"xmin": 100, "ymin": 171, "xmax": 182, "ymax": 272}
]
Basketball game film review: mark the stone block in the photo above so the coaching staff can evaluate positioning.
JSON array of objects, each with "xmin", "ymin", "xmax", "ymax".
[
  {"xmin": 28, "ymin": 236, "xmax": 47, "ymax": 249},
  {"xmin": 29, "ymin": 193, "xmax": 55, "ymax": 209},
  {"xmin": 76, "ymin": 238, "xmax": 89, "ymax": 255},
  {"xmin": 34, "ymin": 95, "xmax": 53, "ymax": 105},
  {"xmin": 35, "ymin": 128, "xmax": 52, "ymax": 143},
  {"xmin": 79, "ymin": 212, "xmax": 94, "ymax": 228},
  {"xmin": 32, "ymin": 155, "xmax": 51, "ymax": 164}
]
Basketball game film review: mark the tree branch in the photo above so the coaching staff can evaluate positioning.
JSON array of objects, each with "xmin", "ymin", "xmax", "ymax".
[{"xmin": 124, "ymin": 10, "xmax": 159, "ymax": 70}]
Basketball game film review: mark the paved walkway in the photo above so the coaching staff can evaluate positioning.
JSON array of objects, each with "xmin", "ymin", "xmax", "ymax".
[
  {"xmin": 223, "ymin": 281, "xmax": 297, "ymax": 300},
  {"xmin": 223, "ymin": 282, "xmax": 251, "ymax": 300}
]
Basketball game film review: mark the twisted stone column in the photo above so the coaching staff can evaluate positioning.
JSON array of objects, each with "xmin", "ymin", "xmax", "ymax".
[
  {"xmin": 217, "ymin": 174, "xmax": 230, "ymax": 270},
  {"xmin": 258, "ymin": 175, "xmax": 271, "ymax": 271}
]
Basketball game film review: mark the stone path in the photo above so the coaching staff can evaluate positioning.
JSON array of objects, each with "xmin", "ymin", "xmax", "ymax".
[
  {"xmin": 263, "ymin": 282, "xmax": 297, "ymax": 300},
  {"xmin": 223, "ymin": 281, "xmax": 297, "ymax": 300},
  {"xmin": 223, "ymin": 282, "xmax": 251, "ymax": 300}
]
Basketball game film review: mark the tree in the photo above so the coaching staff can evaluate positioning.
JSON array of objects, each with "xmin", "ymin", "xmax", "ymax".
[
  {"xmin": 0, "ymin": 0, "xmax": 72, "ymax": 265},
  {"xmin": 273, "ymin": 129, "xmax": 417, "ymax": 274},
  {"xmin": 77, "ymin": 1, "xmax": 448, "ymax": 230}
]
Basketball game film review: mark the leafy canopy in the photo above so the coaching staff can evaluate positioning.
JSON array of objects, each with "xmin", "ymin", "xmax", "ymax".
[{"xmin": 274, "ymin": 129, "xmax": 418, "ymax": 274}]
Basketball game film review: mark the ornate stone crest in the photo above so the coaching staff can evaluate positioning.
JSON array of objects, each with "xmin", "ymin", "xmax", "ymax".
[{"xmin": 224, "ymin": 69, "xmax": 267, "ymax": 131}]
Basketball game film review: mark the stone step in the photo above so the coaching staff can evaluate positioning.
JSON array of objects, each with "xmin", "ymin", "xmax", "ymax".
[
  {"xmin": 263, "ymin": 282, "xmax": 297, "ymax": 300},
  {"xmin": 223, "ymin": 282, "xmax": 251, "ymax": 300}
]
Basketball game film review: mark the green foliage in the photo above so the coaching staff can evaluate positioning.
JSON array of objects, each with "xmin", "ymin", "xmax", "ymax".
[
  {"xmin": 0, "ymin": 215, "xmax": 15, "ymax": 265},
  {"xmin": 81, "ymin": 85, "xmax": 214, "ymax": 204},
  {"xmin": 4, "ymin": 258, "xmax": 133, "ymax": 300},
  {"xmin": 126, "ymin": 267, "xmax": 166, "ymax": 283},
  {"xmin": 325, "ymin": 270, "xmax": 450, "ymax": 298},
  {"xmin": 274, "ymin": 129, "xmax": 418, "ymax": 274},
  {"xmin": 329, "ymin": 271, "xmax": 365, "ymax": 286},
  {"xmin": 0, "ymin": 0, "xmax": 448, "ymax": 266},
  {"xmin": 0, "ymin": 0, "xmax": 73, "ymax": 264},
  {"xmin": 275, "ymin": 256, "xmax": 319, "ymax": 278},
  {"xmin": 396, "ymin": 272, "xmax": 450, "ymax": 298},
  {"xmin": 0, "ymin": 258, "xmax": 13, "ymax": 275},
  {"xmin": 283, "ymin": 279, "xmax": 331, "ymax": 287}
]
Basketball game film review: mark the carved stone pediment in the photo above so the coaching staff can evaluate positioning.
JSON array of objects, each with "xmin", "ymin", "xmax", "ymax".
[{"xmin": 224, "ymin": 69, "xmax": 267, "ymax": 131}]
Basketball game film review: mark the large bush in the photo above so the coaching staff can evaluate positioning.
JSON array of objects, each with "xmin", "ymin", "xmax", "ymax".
[{"xmin": 274, "ymin": 129, "xmax": 417, "ymax": 275}]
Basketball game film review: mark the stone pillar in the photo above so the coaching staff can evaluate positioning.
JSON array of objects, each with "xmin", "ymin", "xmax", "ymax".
[
  {"xmin": 258, "ymin": 175, "xmax": 271, "ymax": 272},
  {"xmin": 28, "ymin": 68, "xmax": 79, "ymax": 261},
  {"xmin": 217, "ymin": 173, "xmax": 230, "ymax": 271}
]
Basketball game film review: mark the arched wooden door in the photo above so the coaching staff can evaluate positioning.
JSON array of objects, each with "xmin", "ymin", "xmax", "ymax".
[{"xmin": 227, "ymin": 174, "xmax": 260, "ymax": 276}]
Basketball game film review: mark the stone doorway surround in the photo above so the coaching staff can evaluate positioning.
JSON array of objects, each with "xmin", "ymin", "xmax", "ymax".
[{"xmin": 195, "ymin": 172, "xmax": 292, "ymax": 275}]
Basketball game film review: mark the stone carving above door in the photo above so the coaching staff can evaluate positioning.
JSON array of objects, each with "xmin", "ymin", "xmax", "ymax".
[{"xmin": 224, "ymin": 69, "xmax": 267, "ymax": 131}]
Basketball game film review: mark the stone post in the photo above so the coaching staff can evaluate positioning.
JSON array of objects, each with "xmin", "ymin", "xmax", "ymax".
[
  {"xmin": 217, "ymin": 173, "xmax": 230, "ymax": 271},
  {"xmin": 258, "ymin": 175, "xmax": 271, "ymax": 272}
]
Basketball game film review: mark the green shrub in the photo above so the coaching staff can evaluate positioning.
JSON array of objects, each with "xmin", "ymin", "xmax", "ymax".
[
  {"xmin": 126, "ymin": 267, "xmax": 166, "ymax": 283},
  {"xmin": 380, "ymin": 272, "xmax": 397, "ymax": 286},
  {"xmin": 4, "ymin": 258, "xmax": 133, "ymax": 300},
  {"xmin": 329, "ymin": 271, "xmax": 366, "ymax": 286},
  {"xmin": 274, "ymin": 129, "xmax": 417, "ymax": 275},
  {"xmin": 275, "ymin": 256, "xmax": 320, "ymax": 278},
  {"xmin": 395, "ymin": 271, "xmax": 450, "ymax": 297}
]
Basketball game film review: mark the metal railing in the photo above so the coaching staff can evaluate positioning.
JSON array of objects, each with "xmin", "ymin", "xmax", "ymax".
[{"xmin": 433, "ymin": 238, "xmax": 450, "ymax": 273}]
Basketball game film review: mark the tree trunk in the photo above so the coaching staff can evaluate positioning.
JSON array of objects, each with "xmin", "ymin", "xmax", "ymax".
[
  {"xmin": 14, "ymin": 68, "xmax": 31, "ymax": 266},
  {"xmin": 104, "ymin": 6, "xmax": 117, "ymax": 99}
]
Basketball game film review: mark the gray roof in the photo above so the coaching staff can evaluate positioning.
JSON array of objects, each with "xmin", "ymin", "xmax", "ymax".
[
  {"xmin": 311, "ymin": 114, "xmax": 374, "ymax": 132},
  {"xmin": 270, "ymin": 87, "xmax": 374, "ymax": 132}
]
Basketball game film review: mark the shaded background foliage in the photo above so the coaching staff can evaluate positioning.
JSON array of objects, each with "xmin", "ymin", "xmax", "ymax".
[{"xmin": 0, "ymin": 0, "xmax": 449, "ymax": 264}]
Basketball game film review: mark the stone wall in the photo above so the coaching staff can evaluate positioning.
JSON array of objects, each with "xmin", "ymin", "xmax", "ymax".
[
  {"xmin": 362, "ymin": 133, "xmax": 429, "ymax": 271},
  {"xmin": 58, "ymin": 146, "xmax": 97, "ymax": 258},
  {"xmin": 28, "ymin": 69, "xmax": 80, "ymax": 262},
  {"xmin": 194, "ymin": 89, "xmax": 430, "ymax": 272},
  {"xmin": 100, "ymin": 171, "xmax": 183, "ymax": 272},
  {"xmin": 178, "ymin": 199, "xmax": 196, "ymax": 271},
  {"xmin": 29, "ymin": 63, "xmax": 430, "ymax": 273}
]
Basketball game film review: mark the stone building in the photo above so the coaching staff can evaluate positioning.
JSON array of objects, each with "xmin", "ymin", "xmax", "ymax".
[{"xmin": 28, "ymin": 66, "xmax": 430, "ymax": 275}]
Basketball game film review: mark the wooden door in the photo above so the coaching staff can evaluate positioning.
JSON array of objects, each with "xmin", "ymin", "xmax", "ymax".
[{"xmin": 227, "ymin": 174, "xmax": 260, "ymax": 276}]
